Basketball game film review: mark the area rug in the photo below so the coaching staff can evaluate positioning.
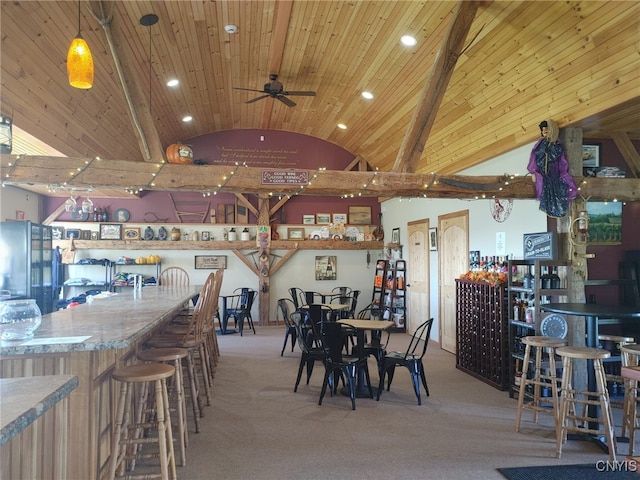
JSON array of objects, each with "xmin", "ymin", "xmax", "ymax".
[{"xmin": 497, "ymin": 463, "xmax": 639, "ymax": 480}]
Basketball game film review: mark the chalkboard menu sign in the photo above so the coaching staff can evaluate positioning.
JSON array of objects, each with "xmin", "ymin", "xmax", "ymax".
[{"xmin": 523, "ymin": 232, "xmax": 557, "ymax": 260}]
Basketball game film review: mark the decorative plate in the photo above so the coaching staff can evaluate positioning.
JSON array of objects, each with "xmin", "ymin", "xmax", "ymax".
[
  {"xmin": 144, "ymin": 226, "xmax": 154, "ymax": 241},
  {"xmin": 540, "ymin": 313, "xmax": 568, "ymax": 339},
  {"xmin": 71, "ymin": 207, "xmax": 89, "ymax": 221},
  {"xmin": 157, "ymin": 226, "xmax": 168, "ymax": 241},
  {"xmin": 345, "ymin": 226, "xmax": 360, "ymax": 239},
  {"xmin": 114, "ymin": 208, "xmax": 130, "ymax": 223},
  {"xmin": 490, "ymin": 199, "xmax": 513, "ymax": 223}
]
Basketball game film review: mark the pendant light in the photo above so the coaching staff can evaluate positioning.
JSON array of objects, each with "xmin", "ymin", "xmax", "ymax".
[{"xmin": 67, "ymin": 0, "xmax": 94, "ymax": 89}]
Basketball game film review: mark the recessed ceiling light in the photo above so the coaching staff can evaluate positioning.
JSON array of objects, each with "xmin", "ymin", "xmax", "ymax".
[
  {"xmin": 182, "ymin": 116, "xmax": 192, "ymax": 122},
  {"xmin": 166, "ymin": 79, "xmax": 179, "ymax": 87},
  {"xmin": 400, "ymin": 35, "xmax": 417, "ymax": 46},
  {"xmin": 361, "ymin": 91, "xmax": 374, "ymax": 100},
  {"xmin": 337, "ymin": 123, "xmax": 347, "ymax": 130}
]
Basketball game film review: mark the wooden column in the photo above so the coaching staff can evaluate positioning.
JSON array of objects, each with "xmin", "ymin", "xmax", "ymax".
[
  {"xmin": 257, "ymin": 194, "xmax": 271, "ymax": 325},
  {"xmin": 561, "ymin": 127, "xmax": 587, "ymax": 392}
]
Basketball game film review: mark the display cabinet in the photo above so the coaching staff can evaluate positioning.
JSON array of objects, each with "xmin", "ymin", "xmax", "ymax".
[
  {"xmin": 507, "ymin": 259, "xmax": 568, "ymax": 398},
  {"xmin": 370, "ymin": 259, "xmax": 406, "ymax": 331},
  {"xmin": 63, "ymin": 261, "xmax": 114, "ymax": 297},
  {"xmin": 455, "ymin": 279, "xmax": 509, "ymax": 390}
]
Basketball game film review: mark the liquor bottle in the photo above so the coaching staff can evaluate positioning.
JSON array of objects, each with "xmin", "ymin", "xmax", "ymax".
[
  {"xmin": 93, "ymin": 209, "xmax": 98, "ymax": 222},
  {"xmin": 102, "ymin": 207, "xmax": 109, "ymax": 222},
  {"xmin": 541, "ymin": 266, "xmax": 552, "ymax": 289},
  {"xmin": 550, "ymin": 267, "xmax": 561, "ymax": 289}
]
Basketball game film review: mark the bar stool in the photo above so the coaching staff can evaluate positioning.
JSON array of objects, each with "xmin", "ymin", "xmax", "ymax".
[
  {"xmin": 515, "ymin": 336, "xmax": 567, "ymax": 433},
  {"xmin": 556, "ymin": 346, "xmax": 617, "ymax": 462},
  {"xmin": 138, "ymin": 347, "xmax": 189, "ymax": 466},
  {"xmin": 108, "ymin": 363, "xmax": 177, "ymax": 480},
  {"xmin": 621, "ymin": 344, "xmax": 640, "ymax": 450},
  {"xmin": 598, "ymin": 334, "xmax": 635, "ymax": 405}
]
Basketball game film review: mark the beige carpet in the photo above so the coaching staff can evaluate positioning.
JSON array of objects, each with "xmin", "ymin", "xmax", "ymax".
[{"xmin": 168, "ymin": 326, "xmax": 628, "ymax": 480}]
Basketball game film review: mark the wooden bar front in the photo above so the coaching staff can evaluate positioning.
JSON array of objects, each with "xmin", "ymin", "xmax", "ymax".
[{"xmin": 0, "ymin": 285, "xmax": 201, "ymax": 479}]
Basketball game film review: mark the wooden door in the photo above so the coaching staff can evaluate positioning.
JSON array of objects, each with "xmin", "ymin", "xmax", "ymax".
[
  {"xmin": 407, "ymin": 219, "xmax": 429, "ymax": 335},
  {"xmin": 438, "ymin": 210, "xmax": 469, "ymax": 354}
]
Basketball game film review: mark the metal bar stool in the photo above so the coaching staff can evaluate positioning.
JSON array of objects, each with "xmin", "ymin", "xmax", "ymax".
[
  {"xmin": 515, "ymin": 336, "xmax": 567, "ymax": 433},
  {"xmin": 556, "ymin": 346, "xmax": 617, "ymax": 462},
  {"xmin": 138, "ymin": 347, "xmax": 189, "ymax": 467},
  {"xmin": 108, "ymin": 363, "xmax": 177, "ymax": 480}
]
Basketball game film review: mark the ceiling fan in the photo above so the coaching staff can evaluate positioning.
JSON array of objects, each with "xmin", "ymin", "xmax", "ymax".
[{"xmin": 234, "ymin": 74, "xmax": 316, "ymax": 107}]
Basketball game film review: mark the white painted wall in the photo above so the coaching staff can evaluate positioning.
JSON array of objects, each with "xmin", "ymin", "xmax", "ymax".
[
  {"xmin": 381, "ymin": 142, "xmax": 548, "ymax": 339},
  {"xmin": 0, "ymin": 185, "xmax": 41, "ymax": 222}
]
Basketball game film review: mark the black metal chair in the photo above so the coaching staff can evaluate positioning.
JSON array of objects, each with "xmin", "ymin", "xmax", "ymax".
[
  {"xmin": 277, "ymin": 298, "xmax": 297, "ymax": 356},
  {"xmin": 226, "ymin": 288, "xmax": 256, "ymax": 336},
  {"xmin": 357, "ymin": 304, "xmax": 391, "ymax": 376},
  {"xmin": 377, "ymin": 318, "xmax": 434, "ymax": 405},
  {"xmin": 318, "ymin": 321, "xmax": 372, "ymax": 410},
  {"xmin": 290, "ymin": 311, "xmax": 327, "ymax": 392},
  {"xmin": 288, "ymin": 287, "xmax": 307, "ymax": 310}
]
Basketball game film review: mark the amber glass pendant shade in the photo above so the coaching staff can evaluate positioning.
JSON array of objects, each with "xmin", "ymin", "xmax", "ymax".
[{"xmin": 67, "ymin": 35, "xmax": 94, "ymax": 89}]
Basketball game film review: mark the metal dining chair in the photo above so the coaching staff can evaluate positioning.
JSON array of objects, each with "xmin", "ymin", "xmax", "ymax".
[{"xmin": 278, "ymin": 298, "xmax": 297, "ymax": 356}]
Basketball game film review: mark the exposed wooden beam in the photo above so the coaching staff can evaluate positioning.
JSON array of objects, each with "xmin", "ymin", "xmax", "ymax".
[
  {"xmin": 2, "ymin": 154, "xmax": 638, "ymax": 201},
  {"xmin": 611, "ymin": 132, "xmax": 640, "ymax": 178},
  {"xmin": 392, "ymin": 1, "xmax": 484, "ymax": 173}
]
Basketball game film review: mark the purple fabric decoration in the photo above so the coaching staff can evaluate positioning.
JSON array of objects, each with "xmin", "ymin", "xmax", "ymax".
[{"xmin": 527, "ymin": 137, "xmax": 578, "ymax": 218}]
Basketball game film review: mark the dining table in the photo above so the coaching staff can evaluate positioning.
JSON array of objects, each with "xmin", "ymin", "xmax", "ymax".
[
  {"xmin": 305, "ymin": 291, "xmax": 341, "ymax": 304},
  {"xmin": 0, "ymin": 285, "xmax": 202, "ymax": 480},
  {"xmin": 218, "ymin": 294, "xmax": 241, "ymax": 334},
  {"xmin": 540, "ymin": 302, "xmax": 640, "ymax": 451},
  {"xmin": 337, "ymin": 318, "xmax": 395, "ymax": 397}
]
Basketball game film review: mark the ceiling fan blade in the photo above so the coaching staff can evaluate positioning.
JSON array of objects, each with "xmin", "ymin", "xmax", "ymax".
[
  {"xmin": 246, "ymin": 95, "xmax": 270, "ymax": 104},
  {"xmin": 276, "ymin": 96, "xmax": 297, "ymax": 107},
  {"xmin": 234, "ymin": 87, "xmax": 265, "ymax": 93},
  {"xmin": 283, "ymin": 91, "xmax": 316, "ymax": 96}
]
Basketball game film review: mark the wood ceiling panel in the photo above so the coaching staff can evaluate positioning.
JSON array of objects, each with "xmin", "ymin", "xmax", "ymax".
[{"xmin": 1, "ymin": 0, "xmax": 638, "ymax": 192}]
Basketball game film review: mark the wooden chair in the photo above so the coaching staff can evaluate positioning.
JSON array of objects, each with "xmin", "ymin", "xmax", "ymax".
[{"xmin": 159, "ymin": 266, "xmax": 190, "ymax": 287}]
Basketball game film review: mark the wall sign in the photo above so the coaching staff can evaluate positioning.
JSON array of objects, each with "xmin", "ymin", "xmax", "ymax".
[
  {"xmin": 523, "ymin": 232, "xmax": 557, "ymax": 260},
  {"xmin": 261, "ymin": 169, "xmax": 308, "ymax": 185},
  {"xmin": 194, "ymin": 255, "xmax": 227, "ymax": 269}
]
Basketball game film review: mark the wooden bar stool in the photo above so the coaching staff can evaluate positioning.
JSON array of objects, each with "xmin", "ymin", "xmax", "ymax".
[
  {"xmin": 556, "ymin": 346, "xmax": 617, "ymax": 462},
  {"xmin": 598, "ymin": 334, "xmax": 635, "ymax": 405},
  {"xmin": 108, "ymin": 363, "xmax": 177, "ymax": 480},
  {"xmin": 621, "ymin": 344, "xmax": 640, "ymax": 450},
  {"xmin": 138, "ymin": 347, "xmax": 189, "ymax": 467},
  {"xmin": 515, "ymin": 336, "xmax": 567, "ymax": 434}
]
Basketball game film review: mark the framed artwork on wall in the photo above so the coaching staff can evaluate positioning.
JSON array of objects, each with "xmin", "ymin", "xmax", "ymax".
[
  {"xmin": 586, "ymin": 202, "xmax": 622, "ymax": 245},
  {"xmin": 123, "ymin": 228, "xmax": 140, "ymax": 240},
  {"xmin": 429, "ymin": 228, "xmax": 438, "ymax": 251},
  {"xmin": 316, "ymin": 213, "xmax": 331, "ymax": 224},
  {"xmin": 348, "ymin": 206, "xmax": 372, "ymax": 225},
  {"xmin": 99, "ymin": 223, "xmax": 122, "ymax": 240},
  {"xmin": 65, "ymin": 228, "xmax": 81, "ymax": 240},
  {"xmin": 332, "ymin": 213, "xmax": 347, "ymax": 224},
  {"xmin": 195, "ymin": 255, "xmax": 227, "ymax": 269},
  {"xmin": 287, "ymin": 228, "xmax": 305, "ymax": 240},
  {"xmin": 315, "ymin": 255, "xmax": 337, "ymax": 281},
  {"xmin": 582, "ymin": 144, "xmax": 601, "ymax": 168},
  {"xmin": 303, "ymin": 215, "xmax": 316, "ymax": 225},
  {"xmin": 391, "ymin": 228, "xmax": 400, "ymax": 244}
]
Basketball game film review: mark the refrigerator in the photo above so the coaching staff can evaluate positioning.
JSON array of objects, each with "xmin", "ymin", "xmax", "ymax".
[{"xmin": 0, "ymin": 221, "xmax": 54, "ymax": 314}]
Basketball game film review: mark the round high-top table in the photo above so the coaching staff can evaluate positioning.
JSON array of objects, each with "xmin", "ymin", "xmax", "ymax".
[{"xmin": 540, "ymin": 303, "xmax": 640, "ymax": 451}]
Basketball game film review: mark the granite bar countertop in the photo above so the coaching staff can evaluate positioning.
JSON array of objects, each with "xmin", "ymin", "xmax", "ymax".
[
  {"xmin": 0, "ymin": 285, "xmax": 201, "ymax": 356},
  {"xmin": 0, "ymin": 375, "xmax": 79, "ymax": 446}
]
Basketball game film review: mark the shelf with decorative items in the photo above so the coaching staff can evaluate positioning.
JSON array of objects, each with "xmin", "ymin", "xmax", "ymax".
[{"xmin": 507, "ymin": 259, "xmax": 569, "ymax": 398}]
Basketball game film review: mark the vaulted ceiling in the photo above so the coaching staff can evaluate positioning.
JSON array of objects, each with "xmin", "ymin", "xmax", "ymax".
[{"xmin": 1, "ymin": 1, "xmax": 639, "ymax": 183}]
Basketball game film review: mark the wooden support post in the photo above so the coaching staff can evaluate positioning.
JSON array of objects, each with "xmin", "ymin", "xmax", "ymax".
[{"xmin": 257, "ymin": 194, "xmax": 271, "ymax": 326}]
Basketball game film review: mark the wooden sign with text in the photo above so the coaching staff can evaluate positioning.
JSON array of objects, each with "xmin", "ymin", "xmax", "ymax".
[
  {"xmin": 523, "ymin": 232, "xmax": 557, "ymax": 260},
  {"xmin": 261, "ymin": 170, "xmax": 308, "ymax": 185}
]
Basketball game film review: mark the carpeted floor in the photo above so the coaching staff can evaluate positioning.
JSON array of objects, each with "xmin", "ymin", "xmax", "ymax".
[{"xmin": 498, "ymin": 463, "xmax": 639, "ymax": 480}]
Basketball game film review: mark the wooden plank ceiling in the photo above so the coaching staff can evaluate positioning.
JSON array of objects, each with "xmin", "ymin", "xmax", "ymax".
[{"xmin": 1, "ymin": 1, "xmax": 639, "ymax": 198}]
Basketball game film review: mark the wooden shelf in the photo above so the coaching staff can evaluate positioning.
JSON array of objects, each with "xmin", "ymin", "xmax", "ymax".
[{"xmin": 53, "ymin": 239, "xmax": 383, "ymax": 251}]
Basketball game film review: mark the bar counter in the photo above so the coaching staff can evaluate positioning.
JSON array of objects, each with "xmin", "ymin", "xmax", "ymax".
[{"xmin": 0, "ymin": 285, "xmax": 201, "ymax": 479}]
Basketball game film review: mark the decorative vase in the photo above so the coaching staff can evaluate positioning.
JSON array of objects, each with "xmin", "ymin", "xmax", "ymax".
[
  {"xmin": 170, "ymin": 227, "xmax": 181, "ymax": 241},
  {"xmin": 228, "ymin": 228, "xmax": 237, "ymax": 241},
  {"xmin": 240, "ymin": 228, "xmax": 250, "ymax": 241},
  {"xmin": 0, "ymin": 299, "xmax": 42, "ymax": 341},
  {"xmin": 372, "ymin": 213, "xmax": 384, "ymax": 241}
]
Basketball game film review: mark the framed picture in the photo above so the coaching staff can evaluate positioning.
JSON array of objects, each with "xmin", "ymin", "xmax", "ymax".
[
  {"xmin": 287, "ymin": 228, "xmax": 305, "ymax": 240},
  {"xmin": 391, "ymin": 228, "xmax": 400, "ymax": 245},
  {"xmin": 332, "ymin": 213, "xmax": 347, "ymax": 224},
  {"xmin": 123, "ymin": 227, "xmax": 140, "ymax": 240},
  {"xmin": 429, "ymin": 227, "xmax": 438, "ymax": 251},
  {"xmin": 99, "ymin": 223, "xmax": 122, "ymax": 240},
  {"xmin": 65, "ymin": 228, "xmax": 81, "ymax": 239},
  {"xmin": 201, "ymin": 231, "xmax": 210, "ymax": 241},
  {"xmin": 582, "ymin": 144, "xmax": 601, "ymax": 168},
  {"xmin": 81, "ymin": 230, "xmax": 92, "ymax": 240},
  {"xmin": 52, "ymin": 226, "xmax": 64, "ymax": 241},
  {"xmin": 195, "ymin": 255, "xmax": 227, "ymax": 269},
  {"xmin": 315, "ymin": 255, "xmax": 337, "ymax": 281},
  {"xmin": 348, "ymin": 206, "xmax": 372, "ymax": 225},
  {"xmin": 91, "ymin": 231, "xmax": 98, "ymax": 240},
  {"xmin": 302, "ymin": 214, "xmax": 316, "ymax": 225},
  {"xmin": 316, "ymin": 213, "xmax": 331, "ymax": 224},
  {"xmin": 586, "ymin": 202, "xmax": 622, "ymax": 245}
]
